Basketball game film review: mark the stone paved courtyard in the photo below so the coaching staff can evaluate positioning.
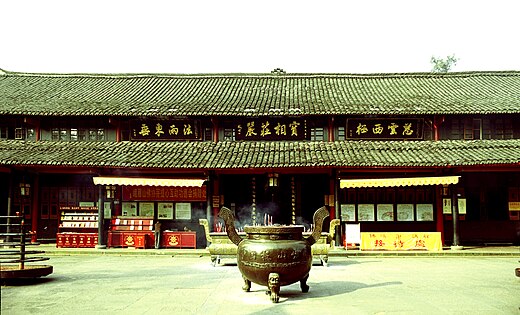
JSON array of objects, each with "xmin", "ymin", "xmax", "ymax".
[{"xmin": 2, "ymin": 255, "xmax": 519, "ymax": 314}]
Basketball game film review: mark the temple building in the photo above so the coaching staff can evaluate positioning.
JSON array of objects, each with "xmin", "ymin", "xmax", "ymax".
[{"xmin": 1, "ymin": 68, "xmax": 519, "ymax": 249}]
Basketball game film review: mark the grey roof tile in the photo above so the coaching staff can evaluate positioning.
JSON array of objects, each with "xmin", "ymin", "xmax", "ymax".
[
  {"xmin": 0, "ymin": 139, "xmax": 519, "ymax": 170},
  {"xmin": 1, "ymin": 71, "xmax": 520, "ymax": 116}
]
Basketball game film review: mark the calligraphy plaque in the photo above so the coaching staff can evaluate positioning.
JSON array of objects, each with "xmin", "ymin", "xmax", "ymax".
[
  {"xmin": 131, "ymin": 119, "xmax": 201, "ymax": 140},
  {"xmin": 122, "ymin": 186, "xmax": 206, "ymax": 201},
  {"xmin": 234, "ymin": 118, "xmax": 307, "ymax": 140},
  {"xmin": 346, "ymin": 118, "xmax": 424, "ymax": 140}
]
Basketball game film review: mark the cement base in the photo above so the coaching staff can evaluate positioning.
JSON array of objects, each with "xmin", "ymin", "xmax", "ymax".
[{"xmin": 450, "ymin": 245, "xmax": 465, "ymax": 251}]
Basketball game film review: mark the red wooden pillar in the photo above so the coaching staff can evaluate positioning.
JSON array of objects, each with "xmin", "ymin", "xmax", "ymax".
[
  {"xmin": 328, "ymin": 117, "xmax": 334, "ymax": 142},
  {"xmin": 212, "ymin": 118, "xmax": 219, "ymax": 143},
  {"xmin": 116, "ymin": 121, "xmax": 121, "ymax": 142},
  {"xmin": 435, "ymin": 185, "xmax": 445, "ymax": 243},
  {"xmin": 329, "ymin": 174, "xmax": 336, "ymax": 220},
  {"xmin": 31, "ymin": 175, "xmax": 39, "ymax": 243},
  {"xmin": 212, "ymin": 176, "xmax": 220, "ymax": 230}
]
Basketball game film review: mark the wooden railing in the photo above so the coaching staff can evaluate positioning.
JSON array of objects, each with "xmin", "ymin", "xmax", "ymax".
[{"xmin": 0, "ymin": 214, "xmax": 49, "ymax": 270}]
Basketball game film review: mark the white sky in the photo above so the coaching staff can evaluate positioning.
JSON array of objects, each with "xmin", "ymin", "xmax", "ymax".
[{"xmin": 1, "ymin": 0, "xmax": 519, "ymax": 74}]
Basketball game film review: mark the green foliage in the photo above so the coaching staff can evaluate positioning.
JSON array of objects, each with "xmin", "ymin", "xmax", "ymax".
[{"xmin": 431, "ymin": 55, "xmax": 459, "ymax": 73}]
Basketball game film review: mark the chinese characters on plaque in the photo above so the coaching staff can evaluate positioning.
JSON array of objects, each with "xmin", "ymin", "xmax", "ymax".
[
  {"xmin": 235, "ymin": 118, "xmax": 307, "ymax": 140},
  {"xmin": 442, "ymin": 198, "xmax": 467, "ymax": 215},
  {"xmin": 346, "ymin": 118, "xmax": 424, "ymax": 140},
  {"xmin": 131, "ymin": 119, "xmax": 201, "ymax": 140},
  {"xmin": 361, "ymin": 232, "xmax": 442, "ymax": 251},
  {"xmin": 122, "ymin": 186, "xmax": 206, "ymax": 201}
]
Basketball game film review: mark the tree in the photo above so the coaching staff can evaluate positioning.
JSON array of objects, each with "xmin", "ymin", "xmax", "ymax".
[{"xmin": 430, "ymin": 54, "xmax": 459, "ymax": 73}]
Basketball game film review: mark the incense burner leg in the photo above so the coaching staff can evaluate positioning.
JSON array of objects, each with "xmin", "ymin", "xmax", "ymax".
[
  {"xmin": 210, "ymin": 256, "xmax": 217, "ymax": 267},
  {"xmin": 268, "ymin": 272, "xmax": 280, "ymax": 303},
  {"xmin": 242, "ymin": 276, "xmax": 251, "ymax": 292},
  {"xmin": 300, "ymin": 274, "xmax": 309, "ymax": 293}
]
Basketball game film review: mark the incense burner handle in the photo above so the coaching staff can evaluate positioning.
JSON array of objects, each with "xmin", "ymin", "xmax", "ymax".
[
  {"xmin": 305, "ymin": 206, "xmax": 329, "ymax": 246},
  {"xmin": 198, "ymin": 219, "xmax": 213, "ymax": 244},
  {"xmin": 218, "ymin": 207, "xmax": 243, "ymax": 246}
]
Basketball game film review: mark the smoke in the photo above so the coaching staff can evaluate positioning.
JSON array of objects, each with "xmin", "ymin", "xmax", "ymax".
[
  {"xmin": 233, "ymin": 201, "xmax": 280, "ymax": 228},
  {"xmin": 191, "ymin": 206, "xmax": 206, "ymax": 220}
]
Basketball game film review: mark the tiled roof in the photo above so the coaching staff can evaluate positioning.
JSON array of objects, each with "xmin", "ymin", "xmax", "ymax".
[
  {"xmin": 1, "ymin": 139, "xmax": 519, "ymax": 170},
  {"xmin": 1, "ymin": 70, "xmax": 519, "ymax": 116}
]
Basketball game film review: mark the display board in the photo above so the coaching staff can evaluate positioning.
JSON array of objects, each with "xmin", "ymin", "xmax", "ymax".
[{"xmin": 361, "ymin": 232, "xmax": 442, "ymax": 251}]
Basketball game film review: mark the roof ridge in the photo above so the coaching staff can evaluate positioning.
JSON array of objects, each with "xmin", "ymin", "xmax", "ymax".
[{"xmin": 2, "ymin": 69, "xmax": 520, "ymax": 79}]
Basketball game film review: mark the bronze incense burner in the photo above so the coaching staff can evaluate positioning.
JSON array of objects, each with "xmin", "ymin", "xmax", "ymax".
[{"xmin": 219, "ymin": 206, "xmax": 329, "ymax": 303}]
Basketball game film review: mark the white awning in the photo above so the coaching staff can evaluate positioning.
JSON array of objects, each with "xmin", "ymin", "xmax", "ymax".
[
  {"xmin": 340, "ymin": 176, "xmax": 460, "ymax": 189},
  {"xmin": 93, "ymin": 176, "xmax": 205, "ymax": 187}
]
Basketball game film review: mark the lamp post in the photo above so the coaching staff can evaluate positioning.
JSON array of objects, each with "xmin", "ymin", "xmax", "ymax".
[
  {"xmin": 451, "ymin": 189, "xmax": 463, "ymax": 250},
  {"xmin": 20, "ymin": 180, "xmax": 34, "ymax": 242},
  {"xmin": 95, "ymin": 185, "xmax": 110, "ymax": 249},
  {"xmin": 443, "ymin": 183, "xmax": 462, "ymax": 249}
]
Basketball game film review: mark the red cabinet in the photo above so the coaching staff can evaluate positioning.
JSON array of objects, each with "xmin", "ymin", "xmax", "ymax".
[
  {"xmin": 108, "ymin": 231, "xmax": 153, "ymax": 249},
  {"xmin": 107, "ymin": 217, "xmax": 154, "ymax": 249},
  {"xmin": 161, "ymin": 231, "xmax": 196, "ymax": 249},
  {"xmin": 57, "ymin": 233, "xmax": 98, "ymax": 248},
  {"xmin": 56, "ymin": 206, "xmax": 98, "ymax": 248}
]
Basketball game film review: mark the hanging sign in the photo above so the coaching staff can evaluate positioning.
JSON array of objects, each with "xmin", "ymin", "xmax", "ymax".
[
  {"xmin": 509, "ymin": 202, "xmax": 520, "ymax": 211},
  {"xmin": 346, "ymin": 118, "xmax": 424, "ymax": 140},
  {"xmin": 235, "ymin": 118, "xmax": 307, "ymax": 140},
  {"xmin": 122, "ymin": 186, "xmax": 206, "ymax": 201},
  {"xmin": 131, "ymin": 119, "xmax": 201, "ymax": 140},
  {"xmin": 361, "ymin": 232, "xmax": 442, "ymax": 251}
]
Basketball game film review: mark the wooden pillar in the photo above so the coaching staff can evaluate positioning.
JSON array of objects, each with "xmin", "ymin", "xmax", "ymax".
[
  {"xmin": 96, "ymin": 185, "xmax": 106, "ymax": 248},
  {"xmin": 31, "ymin": 174, "xmax": 39, "ymax": 243},
  {"xmin": 433, "ymin": 115, "xmax": 445, "ymax": 141},
  {"xmin": 291, "ymin": 176, "xmax": 295, "ymax": 225},
  {"xmin": 334, "ymin": 171, "xmax": 341, "ymax": 246},
  {"xmin": 451, "ymin": 187, "xmax": 461, "ymax": 247},
  {"xmin": 435, "ymin": 185, "xmax": 444, "ymax": 243},
  {"xmin": 212, "ymin": 175, "xmax": 220, "ymax": 230},
  {"xmin": 252, "ymin": 176, "xmax": 257, "ymax": 225},
  {"xmin": 328, "ymin": 117, "xmax": 334, "ymax": 142},
  {"xmin": 328, "ymin": 174, "xmax": 336, "ymax": 220},
  {"xmin": 206, "ymin": 174, "xmax": 213, "ymax": 223},
  {"xmin": 212, "ymin": 118, "xmax": 219, "ymax": 143},
  {"xmin": 6, "ymin": 172, "xmax": 13, "ymax": 243},
  {"xmin": 115, "ymin": 121, "xmax": 121, "ymax": 142},
  {"xmin": 35, "ymin": 118, "xmax": 41, "ymax": 141}
]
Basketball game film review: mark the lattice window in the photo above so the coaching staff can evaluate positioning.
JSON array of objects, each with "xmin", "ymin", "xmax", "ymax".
[
  {"xmin": 223, "ymin": 128, "xmax": 235, "ymax": 141},
  {"xmin": 310, "ymin": 127, "xmax": 324, "ymax": 141}
]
